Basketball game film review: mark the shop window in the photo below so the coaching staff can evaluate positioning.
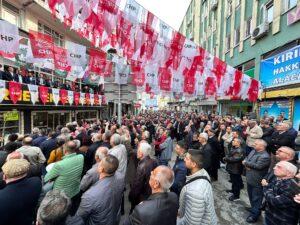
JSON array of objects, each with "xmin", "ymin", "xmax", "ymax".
[
  {"xmin": 245, "ymin": 17, "xmax": 252, "ymax": 38},
  {"xmin": 38, "ymin": 22, "xmax": 64, "ymax": 47},
  {"xmin": 2, "ymin": 1, "xmax": 20, "ymax": 26},
  {"xmin": 0, "ymin": 111, "xmax": 20, "ymax": 141}
]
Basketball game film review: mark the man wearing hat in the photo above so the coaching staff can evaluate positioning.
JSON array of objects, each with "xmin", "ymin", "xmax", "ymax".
[
  {"xmin": 177, "ymin": 149, "xmax": 218, "ymax": 225},
  {"xmin": 0, "ymin": 159, "xmax": 42, "ymax": 225},
  {"xmin": 170, "ymin": 140, "xmax": 188, "ymax": 196}
]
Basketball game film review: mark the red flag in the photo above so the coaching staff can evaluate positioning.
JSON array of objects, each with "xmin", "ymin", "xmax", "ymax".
[
  {"xmin": 85, "ymin": 93, "xmax": 90, "ymax": 105},
  {"xmin": 213, "ymin": 57, "xmax": 227, "ymax": 87},
  {"xmin": 74, "ymin": 92, "xmax": 80, "ymax": 105},
  {"xmin": 232, "ymin": 70, "xmax": 243, "ymax": 97},
  {"xmin": 89, "ymin": 49, "xmax": 107, "ymax": 74},
  {"xmin": 164, "ymin": 32, "xmax": 185, "ymax": 70},
  {"xmin": 94, "ymin": 94, "xmax": 99, "ymax": 105},
  {"xmin": 8, "ymin": 81, "xmax": 22, "ymax": 104},
  {"xmin": 48, "ymin": 0, "xmax": 63, "ymax": 13},
  {"xmin": 54, "ymin": 46, "xmax": 71, "ymax": 71},
  {"xmin": 101, "ymin": 95, "xmax": 106, "ymax": 105},
  {"xmin": 117, "ymin": 14, "xmax": 133, "ymax": 51},
  {"xmin": 183, "ymin": 71, "xmax": 196, "ymax": 94},
  {"xmin": 60, "ymin": 89, "xmax": 68, "ymax": 105},
  {"xmin": 205, "ymin": 77, "xmax": 217, "ymax": 96},
  {"xmin": 159, "ymin": 67, "xmax": 172, "ymax": 91},
  {"xmin": 29, "ymin": 30, "xmax": 54, "ymax": 59},
  {"xmin": 247, "ymin": 79, "xmax": 259, "ymax": 102},
  {"xmin": 39, "ymin": 86, "xmax": 48, "ymax": 105},
  {"xmin": 132, "ymin": 72, "xmax": 145, "ymax": 86},
  {"xmin": 190, "ymin": 47, "xmax": 206, "ymax": 74}
]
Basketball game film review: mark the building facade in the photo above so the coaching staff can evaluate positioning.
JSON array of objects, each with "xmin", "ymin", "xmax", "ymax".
[
  {"xmin": 0, "ymin": 0, "xmax": 137, "ymax": 137},
  {"xmin": 179, "ymin": 0, "xmax": 300, "ymax": 127}
]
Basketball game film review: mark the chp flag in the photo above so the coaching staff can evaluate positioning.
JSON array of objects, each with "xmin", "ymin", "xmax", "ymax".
[{"xmin": 0, "ymin": 20, "xmax": 19, "ymax": 58}]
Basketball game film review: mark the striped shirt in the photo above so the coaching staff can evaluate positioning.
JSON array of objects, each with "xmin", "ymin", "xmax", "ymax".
[{"xmin": 44, "ymin": 153, "xmax": 84, "ymax": 198}]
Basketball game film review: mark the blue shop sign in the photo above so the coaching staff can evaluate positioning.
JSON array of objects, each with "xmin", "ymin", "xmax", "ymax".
[{"xmin": 260, "ymin": 45, "xmax": 300, "ymax": 88}]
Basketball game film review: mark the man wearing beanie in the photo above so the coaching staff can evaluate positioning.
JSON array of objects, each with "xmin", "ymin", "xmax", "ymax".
[{"xmin": 0, "ymin": 159, "xmax": 42, "ymax": 225}]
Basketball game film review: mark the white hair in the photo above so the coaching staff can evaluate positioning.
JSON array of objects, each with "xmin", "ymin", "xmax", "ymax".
[
  {"xmin": 95, "ymin": 147, "xmax": 109, "ymax": 160},
  {"xmin": 256, "ymin": 139, "xmax": 267, "ymax": 148},
  {"xmin": 111, "ymin": 134, "xmax": 121, "ymax": 146},
  {"xmin": 277, "ymin": 161, "xmax": 298, "ymax": 176},
  {"xmin": 138, "ymin": 142, "xmax": 152, "ymax": 157},
  {"xmin": 155, "ymin": 166, "xmax": 174, "ymax": 192},
  {"xmin": 143, "ymin": 131, "xmax": 150, "ymax": 139},
  {"xmin": 199, "ymin": 132, "xmax": 208, "ymax": 141}
]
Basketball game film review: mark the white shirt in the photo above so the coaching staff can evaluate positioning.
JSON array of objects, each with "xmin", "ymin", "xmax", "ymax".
[{"xmin": 109, "ymin": 144, "xmax": 127, "ymax": 179}]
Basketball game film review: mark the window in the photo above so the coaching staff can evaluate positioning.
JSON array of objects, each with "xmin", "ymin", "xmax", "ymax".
[
  {"xmin": 227, "ymin": 0, "xmax": 232, "ymax": 17},
  {"xmin": 266, "ymin": 1, "xmax": 274, "ymax": 23},
  {"xmin": 234, "ymin": 27, "xmax": 240, "ymax": 46},
  {"xmin": 226, "ymin": 35, "xmax": 231, "ymax": 51},
  {"xmin": 38, "ymin": 23, "xmax": 64, "ymax": 47},
  {"xmin": 2, "ymin": 1, "xmax": 19, "ymax": 26},
  {"xmin": 282, "ymin": 0, "xmax": 297, "ymax": 12},
  {"xmin": 245, "ymin": 17, "xmax": 252, "ymax": 38}
]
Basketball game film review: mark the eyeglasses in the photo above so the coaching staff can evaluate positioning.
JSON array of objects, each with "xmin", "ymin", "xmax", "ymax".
[{"xmin": 277, "ymin": 149, "xmax": 289, "ymax": 155}]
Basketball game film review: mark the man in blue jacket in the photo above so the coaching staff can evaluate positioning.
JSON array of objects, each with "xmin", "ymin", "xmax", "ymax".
[{"xmin": 170, "ymin": 140, "xmax": 187, "ymax": 196}]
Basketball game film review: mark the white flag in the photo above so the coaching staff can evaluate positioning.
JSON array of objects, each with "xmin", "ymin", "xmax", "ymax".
[
  {"xmin": 67, "ymin": 66, "xmax": 86, "ymax": 81},
  {"xmin": 68, "ymin": 90, "xmax": 74, "ymax": 105},
  {"xmin": 0, "ymin": 20, "xmax": 19, "ymax": 57},
  {"xmin": 239, "ymin": 74, "xmax": 252, "ymax": 100},
  {"xmin": 124, "ymin": 0, "xmax": 144, "ymax": 24},
  {"xmin": 90, "ymin": 93, "xmax": 94, "ymax": 106},
  {"xmin": 178, "ymin": 39, "xmax": 199, "ymax": 72},
  {"xmin": 52, "ymin": 88, "xmax": 60, "ymax": 106},
  {"xmin": 80, "ymin": 92, "xmax": 85, "ymax": 105},
  {"xmin": 27, "ymin": 84, "xmax": 39, "ymax": 105},
  {"xmin": 159, "ymin": 21, "xmax": 173, "ymax": 39},
  {"xmin": 115, "ymin": 64, "xmax": 130, "ymax": 84},
  {"xmin": 171, "ymin": 71, "xmax": 183, "ymax": 93},
  {"xmin": 98, "ymin": 95, "xmax": 102, "ymax": 106},
  {"xmin": 66, "ymin": 41, "xmax": 87, "ymax": 66},
  {"xmin": 0, "ymin": 80, "xmax": 6, "ymax": 103},
  {"xmin": 218, "ymin": 65, "xmax": 236, "ymax": 96},
  {"xmin": 195, "ymin": 72, "xmax": 206, "ymax": 96},
  {"xmin": 145, "ymin": 64, "xmax": 159, "ymax": 88}
]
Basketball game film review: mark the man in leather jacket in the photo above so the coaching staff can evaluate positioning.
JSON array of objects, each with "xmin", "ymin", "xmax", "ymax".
[
  {"xmin": 224, "ymin": 138, "xmax": 245, "ymax": 201},
  {"xmin": 128, "ymin": 142, "xmax": 158, "ymax": 212},
  {"xmin": 124, "ymin": 166, "xmax": 178, "ymax": 225}
]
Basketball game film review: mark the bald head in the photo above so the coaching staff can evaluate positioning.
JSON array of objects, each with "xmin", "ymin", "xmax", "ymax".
[
  {"xmin": 150, "ymin": 166, "xmax": 174, "ymax": 192},
  {"xmin": 23, "ymin": 136, "xmax": 33, "ymax": 146},
  {"xmin": 95, "ymin": 147, "xmax": 108, "ymax": 162},
  {"xmin": 64, "ymin": 141, "xmax": 77, "ymax": 154},
  {"xmin": 7, "ymin": 151, "xmax": 24, "ymax": 161},
  {"xmin": 93, "ymin": 133, "xmax": 102, "ymax": 142}
]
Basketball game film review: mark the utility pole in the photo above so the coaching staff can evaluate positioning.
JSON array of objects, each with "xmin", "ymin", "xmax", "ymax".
[{"xmin": 118, "ymin": 83, "xmax": 121, "ymax": 125}]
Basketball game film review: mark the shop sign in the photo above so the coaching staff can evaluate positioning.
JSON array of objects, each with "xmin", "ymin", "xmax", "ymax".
[
  {"xmin": 293, "ymin": 98, "xmax": 300, "ymax": 131},
  {"xmin": 287, "ymin": 6, "xmax": 300, "ymax": 26},
  {"xmin": 260, "ymin": 45, "xmax": 300, "ymax": 88},
  {"xmin": 259, "ymin": 100, "xmax": 290, "ymax": 120},
  {"xmin": 0, "ymin": 81, "xmax": 106, "ymax": 107},
  {"xmin": 4, "ymin": 111, "xmax": 19, "ymax": 121}
]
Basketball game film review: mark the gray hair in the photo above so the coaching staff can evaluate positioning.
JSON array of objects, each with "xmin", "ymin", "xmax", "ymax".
[
  {"xmin": 32, "ymin": 127, "xmax": 40, "ymax": 134},
  {"xmin": 255, "ymin": 139, "xmax": 267, "ymax": 148},
  {"xmin": 95, "ymin": 147, "xmax": 109, "ymax": 160},
  {"xmin": 155, "ymin": 166, "xmax": 174, "ymax": 192},
  {"xmin": 138, "ymin": 142, "xmax": 152, "ymax": 157},
  {"xmin": 199, "ymin": 132, "xmax": 208, "ymax": 141},
  {"xmin": 37, "ymin": 190, "xmax": 71, "ymax": 225},
  {"xmin": 60, "ymin": 127, "xmax": 70, "ymax": 134},
  {"xmin": 276, "ymin": 161, "xmax": 298, "ymax": 177},
  {"xmin": 111, "ymin": 133, "xmax": 121, "ymax": 146},
  {"xmin": 143, "ymin": 131, "xmax": 150, "ymax": 140}
]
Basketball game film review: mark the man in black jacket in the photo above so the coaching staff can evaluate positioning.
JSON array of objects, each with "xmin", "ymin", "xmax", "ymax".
[
  {"xmin": 0, "ymin": 159, "xmax": 42, "ymax": 225},
  {"xmin": 224, "ymin": 138, "xmax": 245, "ymax": 201},
  {"xmin": 207, "ymin": 129, "xmax": 221, "ymax": 181},
  {"xmin": 198, "ymin": 133, "xmax": 213, "ymax": 175},
  {"xmin": 124, "ymin": 166, "xmax": 178, "ymax": 225},
  {"xmin": 129, "ymin": 142, "xmax": 158, "ymax": 212},
  {"xmin": 84, "ymin": 133, "xmax": 103, "ymax": 171}
]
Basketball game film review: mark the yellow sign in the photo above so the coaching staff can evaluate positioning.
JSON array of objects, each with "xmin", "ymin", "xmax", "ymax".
[{"xmin": 4, "ymin": 112, "xmax": 19, "ymax": 122}]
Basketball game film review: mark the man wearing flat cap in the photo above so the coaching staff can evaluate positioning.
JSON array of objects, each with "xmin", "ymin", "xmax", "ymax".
[{"xmin": 0, "ymin": 159, "xmax": 42, "ymax": 225}]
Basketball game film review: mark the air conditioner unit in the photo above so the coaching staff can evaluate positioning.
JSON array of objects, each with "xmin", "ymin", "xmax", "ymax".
[
  {"xmin": 251, "ymin": 22, "xmax": 269, "ymax": 40},
  {"xmin": 211, "ymin": 0, "xmax": 218, "ymax": 10}
]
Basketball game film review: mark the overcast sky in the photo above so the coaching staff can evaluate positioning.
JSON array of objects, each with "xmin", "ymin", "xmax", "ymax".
[{"xmin": 135, "ymin": 0, "xmax": 192, "ymax": 30}]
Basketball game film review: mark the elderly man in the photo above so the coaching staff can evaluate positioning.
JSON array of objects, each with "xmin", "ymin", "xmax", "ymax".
[
  {"xmin": 109, "ymin": 133, "xmax": 127, "ymax": 178},
  {"xmin": 242, "ymin": 139, "xmax": 270, "ymax": 223},
  {"xmin": 16, "ymin": 136, "xmax": 46, "ymax": 166},
  {"xmin": 262, "ymin": 146, "xmax": 296, "ymax": 187},
  {"xmin": 124, "ymin": 166, "xmax": 179, "ymax": 225},
  {"xmin": 0, "ymin": 159, "xmax": 42, "ymax": 225},
  {"xmin": 44, "ymin": 140, "xmax": 84, "ymax": 215},
  {"xmin": 85, "ymin": 133, "xmax": 103, "ymax": 171},
  {"xmin": 264, "ymin": 161, "xmax": 299, "ymax": 225},
  {"xmin": 245, "ymin": 120, "xmax": 263, "ymax": 156},
  {"xmin": 177, "ymin": 149, "xmax": 217, "ymax": 225},
  {"xmin": 76, "ymin": 155, "xmax": 124, "ymax": 225},
  {"xmin": 159, "ymin": 130, "xmax": 174, "ymax": 166},
  {"xmin": 36, "ymin": 190, "xmax": 73, "ymax": 225},
  {"xmin": 198, "ymin": 132, "xmax": 213, "ymax": 173},
  {"xmin": 80, "ymin": 146, "xmax": 108, "ymax": 192},
  {"xmin": 170, "ymin": 140, "xmax": 188, "ymax": 196},
  {"xmin": 129, "ymin": 142, "xmax": 158, "ymax": 212}
]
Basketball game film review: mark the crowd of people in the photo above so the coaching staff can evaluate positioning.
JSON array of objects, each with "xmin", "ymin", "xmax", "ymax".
[
  {"xmin": 0, "ymin": 111, "xmax": 299, "ymax": 225},
  {"xmin": 0, "ymin": 65, "xmax": 104, "ymax": 94}
]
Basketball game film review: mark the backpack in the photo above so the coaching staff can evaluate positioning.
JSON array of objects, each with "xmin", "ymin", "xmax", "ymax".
[{"xmin": 185, "ymin": 176, "xmax": 211, "ymax": 185}]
